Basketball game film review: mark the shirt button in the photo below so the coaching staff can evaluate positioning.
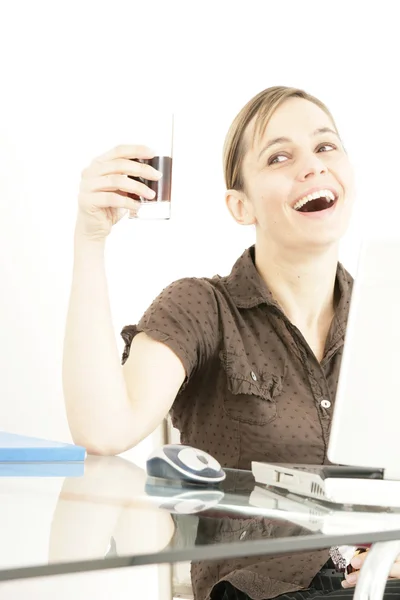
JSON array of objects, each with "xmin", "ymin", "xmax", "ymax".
[
  {"xmin": 321, "ymin": 399, "xmax": 331, "ymax": 409},
  {"xmin": 250, "ymin": 371, "xmax": 257, "ymax": 381}
]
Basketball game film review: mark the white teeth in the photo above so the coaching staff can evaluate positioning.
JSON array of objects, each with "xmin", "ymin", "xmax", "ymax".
[{"xmin": 293, "ymin": 189, "xmax": 336, "ymax": 211}]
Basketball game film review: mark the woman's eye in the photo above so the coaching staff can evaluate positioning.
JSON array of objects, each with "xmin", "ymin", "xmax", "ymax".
[
  {"xmin": 268, "ymin": 154, "xmax": 288, "ymax": 165},
  {"xmin": 317, "ymin": 143, "xmax": 336, "ymax": 153}
]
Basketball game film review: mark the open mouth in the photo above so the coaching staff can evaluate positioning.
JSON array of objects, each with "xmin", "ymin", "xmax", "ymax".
[{"xmin": 293, "ymin": 189, "xmax": 338, "ymax": 213}]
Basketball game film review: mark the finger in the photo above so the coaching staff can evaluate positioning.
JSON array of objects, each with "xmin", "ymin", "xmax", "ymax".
[
  {"xmin": 389, "ymin": 561, "xmax": 400, "ymax": 579},
  {"xmin": 82, "ymin": 174, "xmax": 156, "ymax": 199},
  {"xmin": 342, "ymin": 571, "xmax": 358, "ymax": 588},
  {"xmin": 91, "ymin": 158, "xmax": 162, "ymax": 181},
  {"xmin": 96, "ymin": 144, "xmax": 156, "ymax": 162},
  {"xmin": 80, "ymin": 191, "xmax": 142, "ymax": 212},
  {"xmin": 351, "ymin": 552, "xmax": 368, "ymax": 570}
]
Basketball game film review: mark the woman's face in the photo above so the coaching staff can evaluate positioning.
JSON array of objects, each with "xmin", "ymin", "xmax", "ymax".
[{"xmin": 229, "ymin": 97, "xmax": 355, "ymax": 252}]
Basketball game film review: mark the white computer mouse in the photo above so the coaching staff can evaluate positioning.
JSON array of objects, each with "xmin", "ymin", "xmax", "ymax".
[{"xmin": 146, "ymin": 444, "xmax": 226, "ymax": 484}]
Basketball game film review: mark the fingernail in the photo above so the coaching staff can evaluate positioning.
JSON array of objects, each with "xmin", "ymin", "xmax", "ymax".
[{"xmin": 347, "ymin": 573, "xmax": 357, "ymax": 584}]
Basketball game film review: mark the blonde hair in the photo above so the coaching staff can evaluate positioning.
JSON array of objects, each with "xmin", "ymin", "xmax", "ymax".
[{"xmin": 223, "ymin": 86, "xmax": 339, "ymax": 191}]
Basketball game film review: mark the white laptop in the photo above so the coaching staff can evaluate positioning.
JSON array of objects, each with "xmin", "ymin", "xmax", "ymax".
[{"xmin": 252, "ymin": 238, "xmax": 400, "ymax": 507}]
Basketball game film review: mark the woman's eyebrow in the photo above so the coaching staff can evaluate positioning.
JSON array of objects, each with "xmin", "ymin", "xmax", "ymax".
[
  {"xmin": 258, "ymin": 127, "xmax": 340, "ymax": 160},
  {"xmin": 258, "ymin": 136, "xmax": 291, "ymax": 160},
  {"xmin": 314, "ymin": 126, "xmax": 340, "ymax": 138}
]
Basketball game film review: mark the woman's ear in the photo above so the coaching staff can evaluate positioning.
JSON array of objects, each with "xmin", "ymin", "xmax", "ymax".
[{"xmin": 225, "ymin": 189, "xmax": 256, "ymax": 226}]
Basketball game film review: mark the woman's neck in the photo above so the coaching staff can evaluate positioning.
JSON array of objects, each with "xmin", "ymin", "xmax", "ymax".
[{"xmin": 254, "ymin": 240, "xmax": 339, "ymax": 332}]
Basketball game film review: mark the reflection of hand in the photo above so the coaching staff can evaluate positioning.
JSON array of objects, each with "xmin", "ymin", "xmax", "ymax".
[
  {"xmin": 342, "ymin": 549, "xmax": 400, "ymax": 588},
  {"xmin": 49, "ymin": 455, "xmax": 175, "ymax": 562}
]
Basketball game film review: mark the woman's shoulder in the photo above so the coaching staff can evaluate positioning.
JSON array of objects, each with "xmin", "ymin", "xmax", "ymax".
[
  {"xmin": 156, "ymin": 272, "xmax": 232, "ymax": 303},
  {"xmin": 151, "ymin": 246, "xmax": 255, "ymax": 313}
]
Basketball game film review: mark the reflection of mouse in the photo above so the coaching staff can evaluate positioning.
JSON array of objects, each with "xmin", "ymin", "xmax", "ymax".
[
  {"xmin": 145, "ymin": 483, "xmax": 225, "ymax": 514},
  {"xmin": 146, "ymin": 444, "xmax": 226, "ymax": 484}
]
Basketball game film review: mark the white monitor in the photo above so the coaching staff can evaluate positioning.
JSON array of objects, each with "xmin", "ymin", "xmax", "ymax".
[{"xmin": 327, "ymin": 237, "xmax": 400, "ymax": 480}]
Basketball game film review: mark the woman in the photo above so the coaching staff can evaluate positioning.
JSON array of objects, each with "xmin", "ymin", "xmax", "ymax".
[{"xmin": 62, "ymin": 86, "xmax": 400, "ymax": 598}]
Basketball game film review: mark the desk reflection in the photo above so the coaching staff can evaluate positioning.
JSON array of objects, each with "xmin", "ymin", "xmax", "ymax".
[{"xmin": 48, "ymin": 455, "xmax": 175, "ymax": 563}]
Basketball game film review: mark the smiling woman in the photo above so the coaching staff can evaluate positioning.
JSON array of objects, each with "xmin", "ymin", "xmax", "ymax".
[
  {"xmin": 62, "ymin": 86, "xmax": 375, "ymax": 599},
  {"xmin": 224, "ymin": 88, "xmax": 355, "ymax": 259}
]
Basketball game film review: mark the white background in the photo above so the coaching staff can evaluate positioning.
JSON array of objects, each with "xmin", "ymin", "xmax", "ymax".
[{"xmin": 0, "ymin": 0, "xmax": 399, "ymax": 597}]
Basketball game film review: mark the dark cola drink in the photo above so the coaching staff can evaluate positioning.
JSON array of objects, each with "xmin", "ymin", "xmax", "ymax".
[{"xmin": 128, "ymin": 156, "xmax": 172, "ymax": 220}]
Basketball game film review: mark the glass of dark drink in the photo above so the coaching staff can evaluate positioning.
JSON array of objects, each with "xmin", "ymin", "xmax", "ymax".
[{"xmin": 128, "ymin": 113, "xmax": 174, "ymax": 220}]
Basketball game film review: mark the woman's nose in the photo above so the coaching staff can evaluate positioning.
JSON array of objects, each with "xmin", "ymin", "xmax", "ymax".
[{"xmin": 297, "ymin": 154, "xmax": 327, "ymax": 181}]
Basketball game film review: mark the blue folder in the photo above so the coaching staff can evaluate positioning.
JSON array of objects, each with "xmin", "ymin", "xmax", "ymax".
[
  {"xmin": 0, "ymin": 462, "xmax": 85, "ymax": 477},
  {"xmin": 0, "ymin": 431, "xmax": 87, "ymax": 462}
]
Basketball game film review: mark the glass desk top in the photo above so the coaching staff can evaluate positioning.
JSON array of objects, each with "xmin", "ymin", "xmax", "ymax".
[{"xmin": 2, "ymin": 455, "xmax": 400, "ymax": 581}]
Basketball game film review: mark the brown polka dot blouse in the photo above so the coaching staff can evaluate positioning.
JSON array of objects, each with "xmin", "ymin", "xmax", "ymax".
[{"xmin": 121, "ymin": 244, "xmax": 353, "ymax": 599}]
